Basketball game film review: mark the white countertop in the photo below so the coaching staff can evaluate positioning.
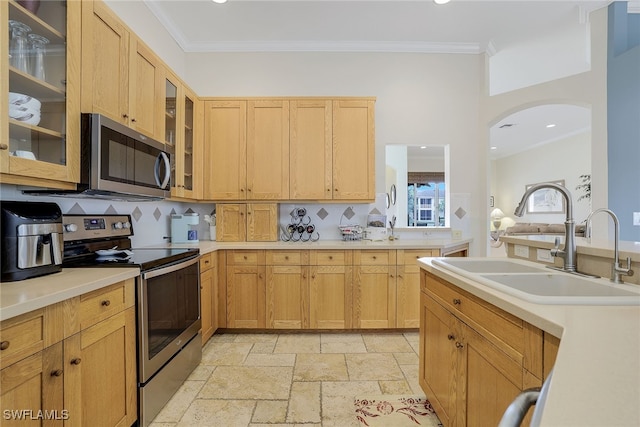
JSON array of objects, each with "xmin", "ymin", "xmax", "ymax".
[
  {"xmin": 153, "ymin": 238, "xmax": 473, "ymax": 254},
  {"xmin": 0, "ymin": 268, "xmax": 139, "ymax": 322},
  {"xmin": 419, "ymin": 257, "xmax": 640, "ymax": 426},
  {"xmin": 501, "ymin": 235, "xmax": 640, "ymax": 261}
]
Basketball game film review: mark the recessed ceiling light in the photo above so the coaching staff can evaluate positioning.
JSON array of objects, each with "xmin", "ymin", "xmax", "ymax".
[
  {"xmin": 212, "ymin": 0, "xmax": 227, "ymax": 3},
  {"xmin": 434, "ymin": 0, "xmax": 451, "ymax": 4},
  {"xmin": 490, "ymin": 146, "xmax": 497, "ymax": 150},
  {"xmin": 546, "ymin": 124, "xmax": 556, "ymax": 128},
  {"xmin": 420, "ymin": 146, "xmax": 427, "ymax": 149}
]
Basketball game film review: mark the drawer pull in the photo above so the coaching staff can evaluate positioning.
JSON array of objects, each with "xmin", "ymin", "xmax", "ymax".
[
  {"xmin": 329, "ymin": 256, "xmax": 333, "ymax": 260},
  {"xmin": 0, "ymin": 341, "xmax": 9, "ymax": 350},
  {"xmin": 51, "ymin": 369, "xmax": 63, "ymax": 377},
  {"xmin": 101, "ymin": 300, "xmax": 111, "ymax": 307},
  {"xmin": 373, "ymin": 256, "xmax": 377, "ymax": 260},
  {"xmin": 453, "ymin": 298, "xmax": 461, "ymax": 305},
  {"xmin": 447, "ymin": 334, "xmax": 455, "ymax": 341},
  {"xmin": 455, "ymin": 342, "xmax": 464, "ymax": 349},
  {"xmin": 70, "ymin": 358, "xmax": 82, "ymax": 365},
  {"xmin": 243, "ymin": 256, "xmax": 248, "ymax": 260},
  {"xmin": 285, "ymin": 256, "xmax": 289, "ymax": 260}
]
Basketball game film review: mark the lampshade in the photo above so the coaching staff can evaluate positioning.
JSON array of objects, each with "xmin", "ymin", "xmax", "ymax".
[{"xmin": 491, "ymin": 208, "xmax": 505, "ymax": 229}]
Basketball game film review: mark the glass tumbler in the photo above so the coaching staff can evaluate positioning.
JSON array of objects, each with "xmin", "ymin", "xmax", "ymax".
[
  {"xmin": 29, "ymin": 33, "xmax": 49, "ymax": 81},
  {"xmin": 9, "ymin": 20, "xmax": 32, "ymax": 73}
]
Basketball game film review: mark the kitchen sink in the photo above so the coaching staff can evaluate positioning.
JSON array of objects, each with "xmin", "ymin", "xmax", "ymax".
[
  {"xmin": 477, "ymin": 273, "xmax": 640, "ymax": 305},
  {"xmin": 432, "ymin": 258, "xmax": 547, "ymax": 274}
]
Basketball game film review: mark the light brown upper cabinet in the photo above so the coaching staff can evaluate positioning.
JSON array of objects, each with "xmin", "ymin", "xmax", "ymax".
[
  {"xmin": 2, "ymin": 0, "xmax": 81, "ymax": 187},
  {"xmin": 169, "ymin": 71, "xmax": 202, "ymax": 200},
  {"xmin": 332, "ymin": 99, "xmax": 376, "ymax": 200},
  {"xmin": 203, "ymin": 99, "xmax": 289, "ymax": 200},
  {"xmin": 204, "ymin": 97, "xmax": 375, "ymax": 202},
  {"xmin": 289, "ymin": 99, "xmax": 333, "ymax": 199},
  {"xmin": 216, "ymin": 203, "xmax": 278, "ymax": 242},
  {"xmin": 81, "ymin": 1, "xmax": 164, "ymax": 141},
  {"xmin": 203, "ymin": 100, "xmax": 247, "ymax": 200}
]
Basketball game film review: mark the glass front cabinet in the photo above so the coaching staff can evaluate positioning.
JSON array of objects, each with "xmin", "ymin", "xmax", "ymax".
[
  {"xmin": 167, "ymin": 69, "xmax": 201, "ymax": 200},
  {"xmin": 2, "ymin": 0, "xmax": 81, "ymax": 186}
]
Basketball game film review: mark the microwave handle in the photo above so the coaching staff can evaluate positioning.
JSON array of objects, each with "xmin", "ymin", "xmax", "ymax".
[{"xmin": 155, "ymin": 152, "xmax": 171, "ymax": 189}]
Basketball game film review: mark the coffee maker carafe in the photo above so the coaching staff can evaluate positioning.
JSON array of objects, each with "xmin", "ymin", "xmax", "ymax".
[
  {"xmin": 1, "ymin": 201, "xmax": 63, "ymax": 282},
  {"xmin": 171, "ymin": 213, "xmax": 199, "ymax": 244}
]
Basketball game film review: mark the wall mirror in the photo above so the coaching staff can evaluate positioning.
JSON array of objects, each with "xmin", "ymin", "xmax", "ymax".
[{"xmin": 385, "ymin": 145, "xmax": 449, "ymax": 228}]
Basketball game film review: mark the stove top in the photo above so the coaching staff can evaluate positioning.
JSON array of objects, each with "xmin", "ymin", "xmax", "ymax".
[
  {"xmin": 64, "ymin": 247, "xmax": 199, "ymax": 271},
  {"xmin": 61, "ymin": 214, "xmax": 199, "ymax": 271}
]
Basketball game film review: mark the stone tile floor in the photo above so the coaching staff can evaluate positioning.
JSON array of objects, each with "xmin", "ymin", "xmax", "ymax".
[{"xmin": 150, "ymin": 331, "xmax": 424, "ymax": 427}]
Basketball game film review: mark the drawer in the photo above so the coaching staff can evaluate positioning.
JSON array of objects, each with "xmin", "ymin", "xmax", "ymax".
[
  {"xmin": 200, "ymin": 253, "xmax": 214, "ymax": 271},
  {"xmin": 227, "ymin": 250, "xmax": 264, "ymax": 265},
  {"xmin": 79, "ymin": 279, "xmax": 134, "ymax": 330},
  {"xmin": 311, "ymin": 250, "xmax": 348, "ymax": 265},
  {"xmin": 266, "ymin": 250, "xmax": 307, "ymax": 265},
  {"xmin": 0, "ymin": 304, "xmax": 63, "ymax": 367},
  {"xmin": 424, "ymin": 272, "xmax": 525, "ymax": 357},
  {"xmin": 400, "ymin": 249, "xmax": 440, "ymax": 266},
  {"xmin": 356, "ymin": 250, "xmax": 392, "ymax": 266}
]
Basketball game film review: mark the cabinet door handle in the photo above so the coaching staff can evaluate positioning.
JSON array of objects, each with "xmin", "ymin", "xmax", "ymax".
[
  {"xmin": 101, "ymin": 300, "xmax": 111, "ymax": 307},
  {"xmin": 455, "ymin": 342, "xmax": 464, "ymax": 349},
  {"xmin": 447, "ymin": 334, "xmax": 455, "ymax": 341},
  {"xmin": 70, "ymin": 358, "xmax": 82, "ymax": 365},
  {"xmin": 0, "ymin": 341, "xmax": 9, "ymax": 350},
  {"xmin": 122, "ymin": 113, "xmax": 129, "ymax": 119},
  {"xmin": 51, "ymin": 369, "xmax": 63, "ymax": 377},
  {"xmin": 131, "ymin": 118, "xmax": 136, "ymax": 123},
  {"xmin": 453, "ymin": 298, "xmax": 461, "ymax": 305}
]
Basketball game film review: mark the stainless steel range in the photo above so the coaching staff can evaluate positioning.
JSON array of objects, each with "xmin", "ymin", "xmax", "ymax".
[{"xmin": 62, "ymin": 214, "xmax": 201, "ymax": 427}]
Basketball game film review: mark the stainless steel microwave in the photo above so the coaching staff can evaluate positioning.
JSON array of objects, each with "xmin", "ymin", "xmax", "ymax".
[{"xmin": 25, "ymin": 113, "xmax": 172, "ymax": 201}]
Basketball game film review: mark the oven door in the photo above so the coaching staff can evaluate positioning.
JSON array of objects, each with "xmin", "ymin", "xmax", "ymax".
[{"xmin": 137, "ymin": 256, "xmax": 201, "ymax": 383}]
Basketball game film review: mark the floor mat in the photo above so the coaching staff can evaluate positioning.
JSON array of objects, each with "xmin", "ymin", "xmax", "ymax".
[{"xmin": 354, "ymin": 395, "xmax": 443, "ymax": 427}]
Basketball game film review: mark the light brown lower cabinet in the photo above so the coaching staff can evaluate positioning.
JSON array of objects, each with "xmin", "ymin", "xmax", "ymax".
[
  {"xmin": 0, "ymin": 279, "xmax": 137, "ymax": 427},
  {"xmin": 200, "ymin": 252, "xmax": 218, "ymax": 345},
  {"xmin": 396, "ymin": 249, "xmax": 440, "ymax": 328},
  {"xmin": 309, "ymin": 250, "xmax": 353, "ymax": 329},
  {"xmin": 226, "ymin": 250, "xmax": 266, "ymax": 328},
  {"xmin": 353, "ymin": 250, "xmax": 396, "ymax": 328},
  {"xmin": 419, "ymin": 271, "xmax": 556, "ymax": 427}
]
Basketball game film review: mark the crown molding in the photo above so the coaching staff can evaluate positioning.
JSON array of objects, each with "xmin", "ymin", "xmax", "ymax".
[{"xmin": 183, "ymin": 40, "xmax": 483, "ymax": 54}]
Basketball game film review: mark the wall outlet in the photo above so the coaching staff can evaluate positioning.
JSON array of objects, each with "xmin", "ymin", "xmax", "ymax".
[
  {"xmin": 514, "ymin": 245, "xmax": 529, "ymax": 258},
  {"xmin": 537, "ymin": 248, "xmax": 552, "ymax": 262},
  {"xmin": 634, "ymin": 212, "xmax": 640, "ymax": 226},
  {"xmin": 451, "ymin": 229, "xmax": 463, "ymax": 240}
]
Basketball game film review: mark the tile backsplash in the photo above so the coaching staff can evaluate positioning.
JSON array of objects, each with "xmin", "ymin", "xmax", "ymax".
[{"xmin": 1, "ymin": 184, "xmax": 470, "ymax": 246}]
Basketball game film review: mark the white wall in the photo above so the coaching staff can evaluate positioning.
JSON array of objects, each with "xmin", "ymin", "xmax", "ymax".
[
  {"xmin": 493, "ymin": 131, "xmax": 592, "ymax": 227},
  {"xmin": 186, "ymin": 51, "xmax": 484, "ymax": 253}
]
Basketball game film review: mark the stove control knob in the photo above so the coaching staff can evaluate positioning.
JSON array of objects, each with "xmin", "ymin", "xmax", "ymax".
[
  {"xmin": 64, "ymin": 223, "xmax": 78, "ymax": 233},
  {"xmin": 123, "ymin": 221, "xmax": 131, "ymax": 229},
  {"xmin": 113, "ymin": 221, "xmax": 123, "ymax": 230}
]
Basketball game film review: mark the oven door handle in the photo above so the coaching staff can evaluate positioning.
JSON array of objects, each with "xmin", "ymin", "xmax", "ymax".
[{"xmin": 141, "ymin": 255, "xmax": 199, "ymax": 280}]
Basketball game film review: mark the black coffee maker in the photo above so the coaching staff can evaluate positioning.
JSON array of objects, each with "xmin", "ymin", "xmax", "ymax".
[{"xmin": 1, "ymin": 201, "xmax": 63, "ymax": 282}]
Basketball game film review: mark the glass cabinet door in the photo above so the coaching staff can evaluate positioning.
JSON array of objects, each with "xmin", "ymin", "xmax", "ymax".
[
  {"xmin": 183, "ymin": 93, "xmax": 194, "ymax": 193},
  {"xmin": 165, "ymin": 77, "xmax": 178, "ymax": 188},
  {"xmin": 6, "ymin": 1, "xmax": 70, "ymax": 169}
]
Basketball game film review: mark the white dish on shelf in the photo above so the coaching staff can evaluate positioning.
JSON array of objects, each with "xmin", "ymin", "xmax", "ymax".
[
  {"xmin": 11, "ymin": 150, "xmax": 37, "ymax": 160},
  {"xmin": 9, "ymin": 92, "xmax": 41, "ymax": 111},
  {"xmin": 9, "ymin": 106, "xmax": 41, "ymax": 126}
]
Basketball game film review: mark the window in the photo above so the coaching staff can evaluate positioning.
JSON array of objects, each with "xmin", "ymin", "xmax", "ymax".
[{"xmin": 408, "ymin": 180, "xmax": 445, "ymax": 227}]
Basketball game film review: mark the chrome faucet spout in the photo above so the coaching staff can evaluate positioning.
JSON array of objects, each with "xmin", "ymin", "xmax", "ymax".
[
  {"xmin": 514, "ymin": 182, "xmax": 576, "ymax": 272},
  {"xmin": 585, "ymin": 208, "xmax": 634, "ymax": 284}
]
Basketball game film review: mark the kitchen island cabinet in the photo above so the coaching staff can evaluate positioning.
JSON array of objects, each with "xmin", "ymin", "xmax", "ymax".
[
  {"xmin": 419, "ymin": 270, "xmax": 546, "ymax": 427},
  {"xmin": 0, "ymin": 278, "xmax": 137, "ymax": 427}
]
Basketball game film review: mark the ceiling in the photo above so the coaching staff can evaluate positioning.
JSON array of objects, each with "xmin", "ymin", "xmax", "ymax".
[{"xmin": 143, "ymin": 0, "xmax": 615, "ymax": 157}]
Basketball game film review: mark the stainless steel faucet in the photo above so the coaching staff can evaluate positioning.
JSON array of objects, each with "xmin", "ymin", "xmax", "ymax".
[
  {"xmin": 585, "ymin": 208, "xmax": 634, "ymax": 283},
  {"xmin": 514, "ymin": 182, "xmax": 577, "ymax": 272}
]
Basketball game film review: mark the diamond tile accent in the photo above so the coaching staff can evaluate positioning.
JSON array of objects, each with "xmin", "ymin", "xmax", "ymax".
[
  {"xmin": 317, "ymin": 208, "xmax": 329, "ymax": 220},
  {"xmin": 104, "ymin": 205, "xmax": 118, "ymax": 215},
  {"xmin": 66, "ymin": 203, "xmax": 85, "ymax": 215},
  {"xmin": 455, "ymin": 207, "xmax": 467, "ymax": 219},
  {"xmin": 343, "ymin": 207, "xmax": 355, "ymax": 220},
  {"xmin": 369, "ymin": 208, "xmax": 382, "ymax": 215},
  {"xmin": 132, "ymin": 207, "xmax": 143, "ymax": 222},
  {"xmin": 153, "ymin": 207, "xmax": 162, "ymax": 221},
  {"xmin": 170, "ymin": 208, "xmax": 177, "ymax": 215}
]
